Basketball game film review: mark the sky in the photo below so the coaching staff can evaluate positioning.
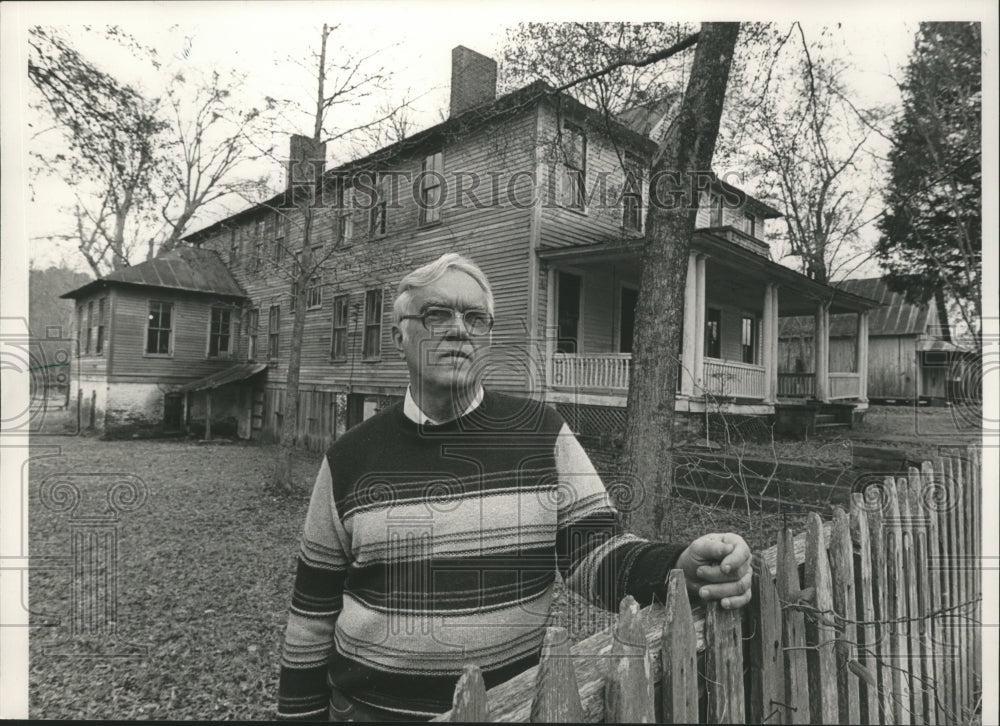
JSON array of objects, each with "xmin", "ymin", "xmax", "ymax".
[{"xmin": 4, "ymin": 2, "xmax": 936, "ymax": 275}]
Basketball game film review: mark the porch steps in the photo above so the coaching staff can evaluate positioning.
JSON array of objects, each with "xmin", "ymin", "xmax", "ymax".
[{"xmin": 673, "ymin": 450, "xmax": 857, "ymax": 512}]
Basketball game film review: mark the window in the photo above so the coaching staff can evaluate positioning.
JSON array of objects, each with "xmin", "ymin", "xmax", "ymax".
[
  {"xmin": 704, "ymin": 308, "xmax": 721, "ymax": 358},
  {"xmin": 709, "ymin": 194, "xmax": 724, "ymax": 227},
  {"xmin": 368, "ymin": 173, "xmax": 387, "ymax": 236},
  {"xmin": 96, "ymin": 297, "xmax": 106, "ymax": 354},
  {"xmin": 273, "ymin": 213, "xmax": 285, "ymax": 264},
  {"xmin": 85, "ymin": 301, "xmax": 93, "ymax": 354},
  {"xmin": 146, "ymin": 301, "xmax": 173, "ymax": 355},
  {"xmin": 419, "ymin": 152, "xmax": 444, "ymax": 225},
  {"xmin": 336, "ymin": 211, "xmax": 353, "ymax": 245},
  {"xmin": 208, "ymin": 307, "xmax": 232, "ymax": 358},
  {"xmin": 267, "ymin": 305, "xmax": 280, "ymax": 360},
  {"xmin": 230, "ymin": 228, "xmax": 239, "ymax": 264},
  {"xmin": 255, "ymin": 218, "xmax": 269, "ymax": 272},
  {"xmin": 741, "ymin": 315, "xmax": 756, "ymax": 364},
  {"xmin": 561, "ymin": 123, "xmax": 586, "ymax": 209},
  {"xmin": 247, "ymin": 308, "xmax": 259, "ymax": 361},
  {"xmin": 556, "ymin": 271, "xmax": 582, "ymax": 354},
  {"xmin": 622, "ymin": 153, "xmax": 643, "ymax": 232},
  {"xmin": 330, "ymin": 294, "xmax": 349, "ymax": 361},
  {"xmin": 744, "ymin": 213, "xmax": 757, "ymax": 238},
  {"xmin": 307, "ymin": 276, "xmax": 322, "ymax": 309},
  {"xmin": 76, "ymin": 305, "xmax": 84, "ymax": 357},
  {"xmin": 362, "ymin": 288, "xmax": 382, "ymax": 359}
]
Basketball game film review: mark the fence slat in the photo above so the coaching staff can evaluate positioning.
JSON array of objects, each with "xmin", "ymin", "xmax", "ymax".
[
  {"xmin": 530, "ymin": 627, "xmax": 584, "ymax": 723},
  {"xmin": 830, "ymin": 506, "xmax": 861, "ymax": 724},
  {"xmin": 886, "ymin": 477, "xmax": 912, "ymax": 725},
  {"xmin": 952, "ymin": 453, "xmax": 971, "ymax": 721},
  {"xmin": 937, "ymin": 456, "xmax": 960, "ymax": 723},
  {"xmin": 604, "ymin": 596, "xmax": 654, "ymax": 723},
  {"xmin": 921, "ymin": 460, "xmax": 945, "ymax": 724},
  {"xmin": 778, "ymin": 528, "xmax": 810, "ymax": 724},
  {"xmin": 804, "ymin": 512, "xmax": 839, "ymax": 724},
  {"xmin": 450, "ymin": 665, "xmax": 489, "ymax": 722},
  {"xmin": 897, "ymin": 476, "xmax": 924, "ymax": 722},
  {"xmin": 747, "ymin": 555, "xmax": 783, "ymax": 725},
  {"xmin": 907, "ymin": 466, "xmax": 936, "ymax": 724},
  {"xmin": 661, "ymin": 570, "xmax": 698, "ymax": 724},
  {"xmin": 970, "ymin": 446, "xmax": 982, "ymax": 708},
  {"xmin": 864, "ymin": 486, "xmax": 896, "ymax": 725},
  {"xmin": 850, "ymin": 494, "xmax": 880, "ymax": 725},
  {"xmin": 704, "ymin": 601, "xmax": 744, "ymax": 724}
]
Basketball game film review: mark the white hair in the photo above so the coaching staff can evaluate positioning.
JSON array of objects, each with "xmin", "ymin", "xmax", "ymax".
[{"xmin": 392, "ymin": 253, "xmax": 494, "ymax": 325}]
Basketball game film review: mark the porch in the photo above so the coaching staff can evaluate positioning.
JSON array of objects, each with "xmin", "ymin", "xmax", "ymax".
[{"xmin": 538, "ymin": 232, "xmax": 874, "ymax": 412}]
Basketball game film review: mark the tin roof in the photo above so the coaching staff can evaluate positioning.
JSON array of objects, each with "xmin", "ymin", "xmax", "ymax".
[
  {"xmin": 61, "ymin": 247, "xmax": 246, "ymax": 300},
  {"xmin": 176, "ymin": 363, "xmax": 267, "ymax": 393}
]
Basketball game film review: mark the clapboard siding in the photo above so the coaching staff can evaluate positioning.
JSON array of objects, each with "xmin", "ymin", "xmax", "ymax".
[
  {"xmin": 538, "ymin": 105, "xmax": 648, "ymax": 250},
  {"xmin": 192, "ymin": 111, "xmax": 539, "ymax": 396},
  {"xmin": 109, "ymin": 286, "xmax": 244, "ymax": 381},
  {"xmin": 867, "ymin": 335, "xmax": 918, "ymax": 398},
  {"xmin": 73, "ymin": 293, "xmax": 111, "ymax": 377}
]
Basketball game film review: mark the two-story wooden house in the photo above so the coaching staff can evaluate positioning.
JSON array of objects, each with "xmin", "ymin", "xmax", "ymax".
[{"xmin": 65, "ymin": 45, "xmax": 874, "ymax": 442}]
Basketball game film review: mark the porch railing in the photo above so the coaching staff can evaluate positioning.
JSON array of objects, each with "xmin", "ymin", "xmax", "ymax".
[
  {"xmin": 777, "ymin": 372, "xmax": 815, "ymax": 398},
  {"xmin": 551, "ymin": 353, "xmax": 631, "ymax": 390},
  {"xmin": 702, "ymin": 358, "xmax": 766, "ymax": 399},
  {"xmin": 829, "ymin": 372, "xmax": 861, "ymax": 400}
]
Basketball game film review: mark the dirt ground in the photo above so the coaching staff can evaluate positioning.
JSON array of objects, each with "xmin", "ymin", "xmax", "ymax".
[{"xmin": 20, "ymin": 403, "xmax": 984, "ymax": 719}]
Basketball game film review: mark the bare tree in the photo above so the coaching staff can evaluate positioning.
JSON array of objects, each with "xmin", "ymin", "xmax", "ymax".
[
  {"xmin": 28, "ymin": 26, "xmax": 264, "ymax": 276},
  {"xmin": 621, "ymin": 23, "xmax": 741, "ymax": 540}
]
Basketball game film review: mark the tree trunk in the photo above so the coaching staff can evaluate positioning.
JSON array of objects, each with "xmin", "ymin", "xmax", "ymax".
[{"xmin": 621, "ymin": 22, "xmax": 740, "ymax": 540}]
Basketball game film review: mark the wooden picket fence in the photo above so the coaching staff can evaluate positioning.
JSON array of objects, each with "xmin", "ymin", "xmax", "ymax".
[{"xmin": 436, "ymin": 449, "xmax": 982, "ymax": 723}]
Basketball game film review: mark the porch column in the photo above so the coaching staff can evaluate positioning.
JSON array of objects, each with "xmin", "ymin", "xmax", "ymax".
[
  {"xmin": 857, "ymin": 311, "xmax": 869, "ymax": 402},
  {"xmin": 770, "ymin": 286, "xmax": 780, "ymax": 402},
  {"xmin": 692, "ymin": 254, "xmax": 707, "ymax": 393},
  {"xmin": 680, "ymin": 252, "xmax": 699, "ymax": 396},
  {"xmin": 762, "ymin": 283, "xmax": 778, "ymax": 404},
  {"xmin": 815, "ymin": 302, "xmax": 830, "ymax": 403},
  {"xmin": 544, "ymin": 267, "xmax": 555, "ymax": 390},
  {"xmin": 205, "ymin": 390, "xmax": 213, "ymax": 440}
]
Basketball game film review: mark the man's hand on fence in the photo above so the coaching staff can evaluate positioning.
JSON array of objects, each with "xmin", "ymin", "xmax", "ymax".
[{"xmin": 675, "ymin": 533, "xmax": 753, "ymax": 609}]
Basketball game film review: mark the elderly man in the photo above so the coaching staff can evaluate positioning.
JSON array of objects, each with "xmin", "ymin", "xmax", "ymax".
[{"xmin": 277, "ymin": 253, "xmax": 752, "ymax": 721}]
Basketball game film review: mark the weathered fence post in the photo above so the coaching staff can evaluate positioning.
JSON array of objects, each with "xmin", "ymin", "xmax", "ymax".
[
  {"xmin": 950, "ymin": 452, "xmax": 971, "ymax": 721},
  {"xmin": 661, "ymin": 570, "xmax": 698, "ymax": 724},
  {"xmin": 849, "ymin": 493, "xmax": 880, "ymax": 725},
  {"xmin": 746, "ymin": 554, "xmax": 783, "ymax": 725},
  {"xmin": 829, "ymin": 506, "xmax": 861, "ymax": 724},
  {"xmin": 921, "ymin": 459, "xmax": 945, "ymax": 724},
  {"xmin": 529, "ymin": 627, "xmax": 584, "ymax": 723},
  {"xmin": 778, "ymin": 527, "xmax": 809, "ymax": 724},
  {"xmin": 704, "ymin": 600, "xmax": 744, "ymax": 724},
  {"xmin": 885, "ymin": 477, "xmax": 912, "ymax": 725},
  {"xmin": 968, "ymin": 446, "xmax": 982, "ymax": 710},
  {"xmin": 863, "ymin": 482, "xmax": 896, "ymax": 725},
  {"xmin": 604, "ymin": 596, "xmax": 654, "ymax": 723},
  {"xmin": 450, "ymin": 665, "xmax": 489, "ymax": 722},
  {"xmin": 804, "ymin": 512, "xmax": 838, "ymax": 724},
  {"xmin": 906, "ymin": 466, "xmax": 935, "ymax": 724}
]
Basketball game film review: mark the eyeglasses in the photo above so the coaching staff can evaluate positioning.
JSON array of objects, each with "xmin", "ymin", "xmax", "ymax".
[{"xmin": 399, "ymin": 306, "xmax": 494, "ymax": 336}]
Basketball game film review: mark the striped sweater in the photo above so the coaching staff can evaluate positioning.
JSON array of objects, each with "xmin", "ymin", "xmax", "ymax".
[{"xmin": 277, "ymin": 391, "xmax": 686, "ymax": 719}]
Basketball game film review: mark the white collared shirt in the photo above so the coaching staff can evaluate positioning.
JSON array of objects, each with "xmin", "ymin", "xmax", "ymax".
[{"xmin": 402, "ymin": 386, "xmax": 484, "ymax": 425}]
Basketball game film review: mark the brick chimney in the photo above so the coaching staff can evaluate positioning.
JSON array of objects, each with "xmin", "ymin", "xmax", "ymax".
[
  {"xmin": 449, "ymin": 46, "xmax": 497, "ymax": 117},
  {"xmin": 288, "ymin": 134, "xmax": 327, "ymax": 190}
]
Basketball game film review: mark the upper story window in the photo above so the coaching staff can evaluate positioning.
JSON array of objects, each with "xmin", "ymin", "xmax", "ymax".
[
  {"xmin": 368, "ymin": 173, "xmax": 388, "ymax": 237},
  {"xmin": 146, "ymin": 301, "xmax": 173, "ymax": 355},
  {"xmin": 85, "ymin": 301, "xmax": 93, "ymax": 354},
  {"xmin": 709, "ymin": 194, "xmax": 725, "ymax": 227},
  {"xmin": 307, "ymin": 276, "xmax": 323, "ymax": 310},
  {"xmin": 267, "ymin": 304, "xmax": 280, "ymax": 360},
  {"xmin": 561, "ymin": 123, "xmax": 586, "ymax": 210},
  {"xmin": 362, "ymin": 288, "xmax": 383, "ymax": 360},
  {"xmin": 330, "ymin": 294, "xmax": 349, "ymax": 361},
  {"xmin": 273, "ymin": 212, "xmax": 285, "ymax": 264},
  {"xmin": 622, "ymin": 153, "xmax": 643, "ymax": 232},
  {"xmin": 247, "ymin": 308, "xmax": 259, "ymax": 362},
  {"xmin": 744, "ymin": 213, "xmax": 757, "ymax": 238},
  {"xmin": 208, "ymin": 307, "xmax": 233, "ymax": 358},
  {"xmin": 419, "ymin": 152, "xmax": 444, "ymax": 226}
]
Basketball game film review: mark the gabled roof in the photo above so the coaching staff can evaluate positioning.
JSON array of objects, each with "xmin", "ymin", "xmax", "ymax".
[
  {"xmin": 833, "ymin": 278, "xmax": 942, "ymax": 337},
  {"xmin": 61, "ymin": 247, "xmax": 247, "ymax": 300},
  {"xmin": 778, "ymin": 277, "xmax": 946, "ymax": 338}
]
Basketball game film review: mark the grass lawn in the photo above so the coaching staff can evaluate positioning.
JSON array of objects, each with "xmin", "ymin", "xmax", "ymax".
[{"xmin": 24, "ymin": 402, "xmax": 980, "ymax": 719}]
